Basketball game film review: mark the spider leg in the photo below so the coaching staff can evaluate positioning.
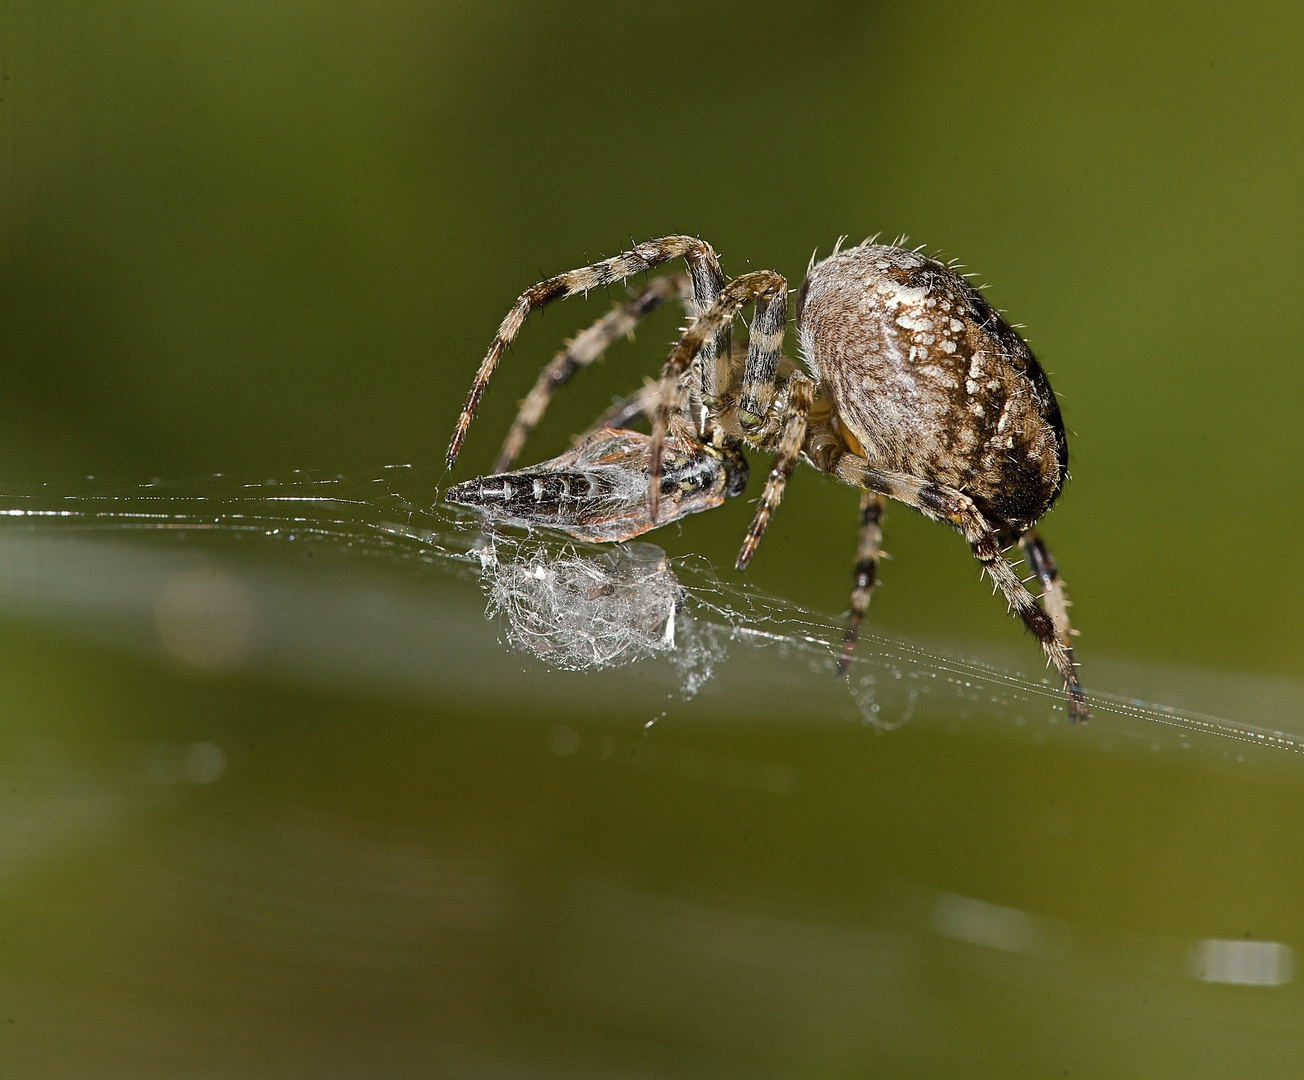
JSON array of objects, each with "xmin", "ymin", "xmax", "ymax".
[
  {"xmin": 578, "ymin": 379, "xmax": 661, "ymax": 438},
  {"xmin": 1019, "ymin": 529, "xmax": 1084, "ymax": 710},
  {"xmin": 830, "ymin": 453, "xmax": 1087, "ymax": 718},
  {"xmin": 493, "ymin": 273, "xmax": 690, "ymax": 473},
  {"xmin": 578, "ymin": 335, "xmax": 761, "ymax": 445},
  {"xmin": 734, "ymin": 282, "xmax": 788, "ymax": 438},
  {"xmin": 448, "ymin": 236, "xmax": 727, "ymax": 470},
  {"xmin": 648, "ymin": 270, "xmax": 787, "ymax": 520},
  {"xmin": 836, "ymin": 492, "xmax": 885, "ymax": 675},
  {"xmin": 735, "ymin": 372, "xmax": 814, "ymax": 569}
]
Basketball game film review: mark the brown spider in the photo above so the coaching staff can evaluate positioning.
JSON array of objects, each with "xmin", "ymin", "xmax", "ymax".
[{"xmin": 445, "ymin": 236, "xmax": 1087, "ymax": 719}]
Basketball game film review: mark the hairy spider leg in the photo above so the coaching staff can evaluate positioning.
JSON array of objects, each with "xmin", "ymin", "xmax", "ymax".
[
  {"xmin": 1018, "ymin": 530, "xmax": 1083, "ymax": 708},
  {"xmin": 648, "ymin": 270, "xmax": 788, "ymax": 520},
  {"xmin": 734, "ymin": 283, "xmax": 788, "ymax": 438},
  {"xmin": 493, "ymin": 273, "xmax": 691, "ymax": 473},
  {"xmin": 829, "ymin": 452, "xmax": 1088, "ymax": 719},
  {"xmin": 735, "ymin": 373, "xmax": 814, "ymax": 570},
  {"xmin": 837, "ymin": 491, "xmax": 885, "ymax": 674},
  {"xmin": 575, "ymin": 326, "xmax": 774, "ymax": 449},
  {"xmin": 594, "ymin": 331, "xmax": 789, "ymax": 436},
  {"xmin": 578, "ymin": 379, "xmax": 662, "ymax": 438},
  {"xmin": 447, "ymin": 236, "xmax": 728, "ymax": 470}
]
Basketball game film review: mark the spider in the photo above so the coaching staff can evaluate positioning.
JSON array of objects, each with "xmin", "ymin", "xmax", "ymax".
[{"xmin": 445, "ymin": 235, "xmax": 1087, "ymax": 719}]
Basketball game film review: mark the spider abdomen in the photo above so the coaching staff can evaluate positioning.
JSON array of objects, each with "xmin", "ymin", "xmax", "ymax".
[{"xmin": 796, "ymin": 245, "xmax": 1067, "ymax": 531}]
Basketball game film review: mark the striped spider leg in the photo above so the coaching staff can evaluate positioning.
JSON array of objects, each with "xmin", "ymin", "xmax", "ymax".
[
  {"xmin": 644, "ymin": 270, "xmax": 790, "ymax": 517},
  {"xmin": 446, "ymin": 236, "xmax": 730, "ymax": 471},
  {"xmin": 838, "ymin": 492, "xmax": 885, "ymax": 674},
  {"xmin": 492, "ymin": 273, "xmax": 692, "ymax": 474},
  {"xmin": 819, "ymin": 447, "xmax": 1087, "ymax": 719},
  {"xmin": 1019, "ymin": 529, "xmax": 1083, "ymax": 701}
]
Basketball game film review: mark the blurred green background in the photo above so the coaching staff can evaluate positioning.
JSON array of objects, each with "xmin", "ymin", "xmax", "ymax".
[
  {"xmin": 2, "ymin": 0, "xmax": 1300, "ymax": 676},
  {"xmin": 2, "ymin": 4, "xmax": 1303, "ymax": 1077}
]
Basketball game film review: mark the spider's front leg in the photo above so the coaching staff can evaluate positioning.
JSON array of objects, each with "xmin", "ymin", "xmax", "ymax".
[
  {"xmin": 578, "ymin": 378, "xmax": 662, "ymax": 438},
  {"xmin": 447, "ymin": 236, "xmax": 729, "ymax": 470},
  {"xmin": 493, "ymin": 273, "xmax": 690, "ymax": 473},
  {"xmin": 734, "ymin": 373, "xmax": 814, "ymax": 570},
  {"xmin": 647, "ymin": 270, "xmax": 788, "ymax": 521}
]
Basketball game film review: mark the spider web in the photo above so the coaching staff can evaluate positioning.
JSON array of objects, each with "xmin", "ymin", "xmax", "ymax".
[{"xmin": 0, "ymin": 466, "xmax": 1299, "ymax": 758}]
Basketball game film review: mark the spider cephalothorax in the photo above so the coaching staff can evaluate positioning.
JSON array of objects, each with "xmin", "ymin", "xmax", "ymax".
[{"xmin": 445, "ymin": 236, "xmax": 1086, "ymax": 718}]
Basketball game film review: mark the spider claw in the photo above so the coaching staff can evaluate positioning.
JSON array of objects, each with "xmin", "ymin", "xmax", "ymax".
[
  {"xmin": 835, "ymin": 644, "xmax": 855, "ymax": 678},
  {"xmin": 735, "ymin": 532, "xmax": 758, "ymax": 571}
]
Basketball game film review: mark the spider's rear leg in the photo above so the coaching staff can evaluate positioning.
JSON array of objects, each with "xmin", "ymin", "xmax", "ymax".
[
  {"xmin": 493, "ymin": 273, "xmax": 690, "ymax": 473},
  {"xmin": 836, "ymin": 492, "xmax": 885, "ymax": 675},
  {"xmin": 1019, "ymin": 530, "xmax": 1084, "ymax": 711},
  {"xmin": 448, "ymin": 236, "xmax": 728, "ymax": 470},
  {"xmin": 831, "ymin": 453, "xmax": 1087, "ymax": 718},
  {"xmin": 971, "ymin": 526, "xmax": 1088, "ymax": 720}
]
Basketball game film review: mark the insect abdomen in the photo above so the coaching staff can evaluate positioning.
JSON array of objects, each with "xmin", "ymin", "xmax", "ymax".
[{"xmin": 447, "ymin": 471, "xmax": 600, "ymax": 513}]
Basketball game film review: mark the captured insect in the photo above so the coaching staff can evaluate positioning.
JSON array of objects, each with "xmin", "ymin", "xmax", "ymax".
[{"xmin": 445, "ymin": 236, "xmax": 1087, "ymax": 719}]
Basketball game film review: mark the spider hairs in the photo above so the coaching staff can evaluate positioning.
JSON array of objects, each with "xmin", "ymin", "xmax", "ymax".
[{"xmin": 445, "ymin": 235, "xmax": 1087, "ymax": 720}]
